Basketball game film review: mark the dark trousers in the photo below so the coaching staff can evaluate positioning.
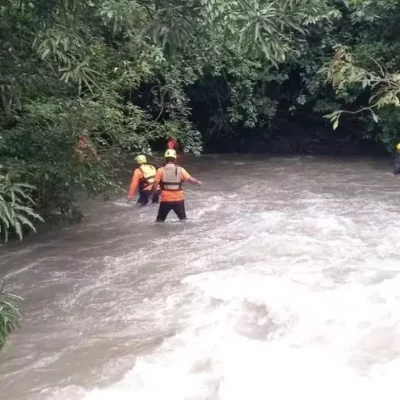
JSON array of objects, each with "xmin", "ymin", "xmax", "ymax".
[
  {"xmin": 394, "ymin": 166, "xmax": 400, "ymax": 175},
  {"xmin": 137, "ymin": 190, "xmax": 160, "ymax": 205},
  {"xmin": 156, "ymin": 201, "xmax": 186, "ymax": 222}
]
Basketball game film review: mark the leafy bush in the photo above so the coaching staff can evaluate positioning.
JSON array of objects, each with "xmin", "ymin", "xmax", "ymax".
[
  {"xmin": 0, "ymin": 281, "xmax": 22, "ymax": 350},
  {"xmin": 0, "ymin": 168, "xmax": 44, "ymax": 242}
]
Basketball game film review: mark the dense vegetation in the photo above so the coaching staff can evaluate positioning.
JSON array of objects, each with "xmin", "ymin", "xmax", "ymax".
[
  {"xmin": 0, "ymin": 281, "xmax": 22, "ymax": 350},
  {"xmin": 1, "ymin": 0, "xmax": 400, "ymax": 238}
]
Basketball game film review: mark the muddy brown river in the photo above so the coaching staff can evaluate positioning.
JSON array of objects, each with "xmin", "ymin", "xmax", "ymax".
[{"xmin": 1, "ymin": 155, "xmax": 400, "ymax": 400}]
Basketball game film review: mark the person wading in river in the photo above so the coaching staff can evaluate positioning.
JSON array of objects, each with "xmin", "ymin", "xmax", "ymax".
[
  {"xmin": 166, "ymin": 136, "xmax": 179, "ymax": 151},
  {"xmin": 166, "ymin": 136, "xmax": 182, "ymax": 164},
  {"xmin": 149, "ymin": 149, "xmax": 202, "ymax": 222},
  {"xmin": 394, "ymin": 143, "xmax": 400, "ymax": 175},
  {"xmin": 127, "ymin": 155, "xmax": 160, "ymax": 205}
]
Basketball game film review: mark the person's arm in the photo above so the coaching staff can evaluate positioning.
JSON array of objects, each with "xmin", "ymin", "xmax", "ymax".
[
  {"xmin": 188, "ymin": 176, "xmax": 202, "ymax": 186},
  {"xmin": 182, "ymin": 169, "xmax": 202, "ymax": 186},
  {"xmin": 149, "ymin": 181, "xmax": 158, "ymax": 197},
  {"xmin": 149, "ymin": 169, "xmax": 162, "ymax": 197},
  {"xmin": 127, "ymin": 169, "xmax": 141, "ymax": 202}
]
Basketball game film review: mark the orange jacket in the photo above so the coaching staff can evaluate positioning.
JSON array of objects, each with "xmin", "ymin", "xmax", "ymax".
[{"xmin": 154, "ymin": 165, "xmax": 191, "ymax": 202}]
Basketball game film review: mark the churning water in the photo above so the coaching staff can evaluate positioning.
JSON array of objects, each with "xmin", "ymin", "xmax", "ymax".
[{"xmin": 1, "ymin": 155, "xmax": 400, "ymax": 400}]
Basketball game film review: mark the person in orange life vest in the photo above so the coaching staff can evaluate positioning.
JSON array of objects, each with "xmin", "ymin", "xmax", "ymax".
[
  {"xmin": 149, "ymin": 149, "xmax": 202, "ymax": 222},
  {"xmin": 127, "ymin": 155, "xmax": 160, "ymax": 205}
]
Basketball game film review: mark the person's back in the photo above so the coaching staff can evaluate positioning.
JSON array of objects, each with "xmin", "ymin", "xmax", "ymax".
[
  {"xmin": 150, "ymin": 149, "xmax": 201, "ymax": 222},
  {"xmin": 127, "ymin": 155, "xmax": 160, "ymax": 205},
  {"xmin": 158, "ymin": 163, "xmax": 186, "ymax": 202},
  {"xmin": 139, "ymin": 163, "xmax": 157, "ymax": 188}
]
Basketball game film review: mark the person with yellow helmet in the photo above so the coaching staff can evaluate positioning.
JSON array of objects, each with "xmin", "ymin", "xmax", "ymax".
[
  {"xmin": 149, "ymin": 149, "xmax": 202, "ymax": 222},
  {"xmin": 127, "ymin": 155, "xmax": 160, "ymax": 205},
  {"xmin": 394, "ymin": 143, "xmax": 400, "ymax": 175}
]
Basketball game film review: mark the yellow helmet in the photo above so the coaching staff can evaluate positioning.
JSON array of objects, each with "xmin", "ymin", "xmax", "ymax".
[
  {"xmin": 164, "ymin": 149, "xmax": 177, "ymax": 159},
  {"xmin": 135, "ymin": 155, "xmax": 147, "ymax": 165},
  {"xmin": 396, "ymin": 143, "xmax": 400, "ymax": 151}
]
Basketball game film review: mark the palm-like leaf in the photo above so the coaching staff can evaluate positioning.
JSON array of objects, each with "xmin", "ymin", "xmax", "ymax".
[
  {"xmin": 0, "ymin": 168, "xmax": 44, "ymax": 242},
  {"xmin": 0, "ymin": 281, "xmax": 22, "ymax": 350}
]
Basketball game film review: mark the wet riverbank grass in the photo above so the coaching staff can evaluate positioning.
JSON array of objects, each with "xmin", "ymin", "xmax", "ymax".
[{"xmin": 0, "ymin": 282, "xmax": 22, "ymax": 350}]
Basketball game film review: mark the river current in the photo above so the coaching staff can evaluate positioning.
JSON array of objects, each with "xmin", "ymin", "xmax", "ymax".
[{"xmin": 1, "ymin": 155, "xmax": 400, "ymax": 400}]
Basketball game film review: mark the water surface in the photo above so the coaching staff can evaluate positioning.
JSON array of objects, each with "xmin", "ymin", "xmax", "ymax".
[{"xmin": 1, "ymin": 155, "xmax": 400, "ymax": 400}]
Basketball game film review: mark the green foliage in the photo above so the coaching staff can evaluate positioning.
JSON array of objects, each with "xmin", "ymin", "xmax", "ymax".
[
  {"xmin": 0, "ymin": 168, "xmax": 43, "ymax": 242},
  {"xmin": 320, "ymin": 0, "xmax": 400, "ymax": 151},
  {"xmin": 0, "ymin": 281, "xmax": 22, "ymax": 350},
  {"xmin": 324, "ymin": 46, "xmax": 400, "ymax": 128}
]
